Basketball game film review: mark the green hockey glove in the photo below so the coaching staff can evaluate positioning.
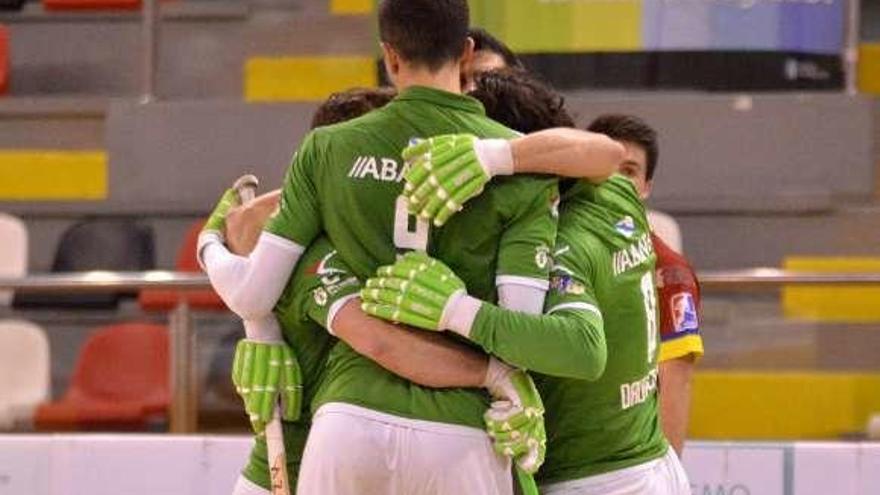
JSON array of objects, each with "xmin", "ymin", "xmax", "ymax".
[
  {"xmin": 360, "ymin": 251, "xmax": 474, "ymax": 332},
  {"xmin": 231, "ymin": 339, "xmax": 302, "ymax": 434},
  {"xmin": 402, "ymin": 134, "xmax": 513, "ymax": 227}
]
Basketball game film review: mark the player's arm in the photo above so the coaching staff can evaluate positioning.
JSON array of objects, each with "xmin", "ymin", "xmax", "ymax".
[
  {"xmin": 198, "ymin": 133, "xmax": 324, "ymax": 321},
  {"xmin": 332, "ymin": 299, "xmax": 489, "ymax": 388},
  {"xmin": 656, "ymin": 258, "xmax": 705, "ymax": 456},
  {"xmin": 301, "ymin": 246, "xmax": 542, "ymax": 415},
  {"xmin": 362, "ymin": 248, "xmax": 608, "ymax": 381},
  {"xmin": 509, "ymin": 128, "xmax": 624, "ymax": 179},
  {"xmin": 404, "ymin": 131, "xmax": 622, "ymax": 225},
  {"xmin": 659, "ymin": 356, "xmax": 696, "ymax": 457}
]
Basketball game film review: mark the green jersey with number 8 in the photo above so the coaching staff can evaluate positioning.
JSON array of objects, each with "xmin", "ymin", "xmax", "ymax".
[
  {"xmin": 537, "ymin": 175, "xmax": 667, "ymax": 484},
  {"xmin": 265, "ymin": 86, "xmax": 558, "ymax": 430}
]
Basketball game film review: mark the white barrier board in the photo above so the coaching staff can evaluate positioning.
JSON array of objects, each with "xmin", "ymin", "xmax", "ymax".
[{"xmin": 0, "ymin": 436, "xmax": 877, "ymax": 495}]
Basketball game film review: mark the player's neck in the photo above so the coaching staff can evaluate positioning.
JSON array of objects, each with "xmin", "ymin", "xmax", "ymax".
[{"xmin": 394, "ymin": 65, "xmax": 462, "ymax": 95}]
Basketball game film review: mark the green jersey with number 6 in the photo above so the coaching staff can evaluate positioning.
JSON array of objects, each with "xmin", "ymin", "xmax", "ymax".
[
  {"xmin": 537, "ymin": 175, "xmax": 667, "ymax": 484},
  {"xmin": 265, "ymin": 86, "xmax": 558, "ymax": 430}
]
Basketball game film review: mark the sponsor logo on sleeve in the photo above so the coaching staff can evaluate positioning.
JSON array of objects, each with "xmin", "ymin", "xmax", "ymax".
[
  {"xmin": 550, "ymin": 272, "xmax": 585, "ymax": 295},
  {"xmin": 312, "ymin": 287, "xmax": 329, "ymax": 307},
  {"xmin": 615, "ymin": 216, "xmax": 636, "ymax": 239},
  {"xmin": 535, "ymin": 245, "xmax": 550, "ymax": 270},
  {"xmin": 671, "ymin": 292, "xmax": 699, "ymax": 333},
  {"xmin": 310, "ymin": 250, "xmax": 359, "ymax": 307}
]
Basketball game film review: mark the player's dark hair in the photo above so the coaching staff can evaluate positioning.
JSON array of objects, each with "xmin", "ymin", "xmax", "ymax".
[
  {"xmin": 470, "ymin": 68, "xmax": 574, "ymax": 134},
  {"xmin": 587, "ymin": 114, "xmax": 659, "ymax": 181},
  {"xmin": 469, "ymin": 28, "xmax": 524, "ymax": 70},
  {"xmin": 310, "ymin": 87, "xmax": 397, "ymax": 129},
  {"xmin": 378, "ymin": 0, "xmax": 470, "ymax": 71}
]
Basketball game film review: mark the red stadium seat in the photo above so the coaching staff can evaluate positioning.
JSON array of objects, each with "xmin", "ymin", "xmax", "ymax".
[
  {"xmin": 43, "ymin": 0, "xmax": 139, "ymax": 11},
  {"xmin": 0, "ymin": 26, "xmax": 8, "ymax": 95},
  {"xmin": 138, "ymin": 220, "xmax": 227, "ymax": 311},
  {"xmin": 34, "ymin": 322, "xmax": 169, "ymax": 431}
]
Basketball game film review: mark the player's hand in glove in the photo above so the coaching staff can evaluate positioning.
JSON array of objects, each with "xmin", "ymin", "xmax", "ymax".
[
  {"xmin": 485, "ymin": 400, "xmax": 547, "ymax": 474},
  {"xmin": 231, "ymin": 339, "xmax": 303, "ymax": 434},
  {"xmin": 196, "ymin": 188, "xmax": 241, "ymax": 268},
  {"xmin": 202, "ymin": 187, "xmax": 240, "ymax": 238},
  {"xmin": 402, "ymin": 134, "xmax": 514, "ymax": 227},
  {"xmin": 360, "ymin": 251, "xmax": 477, "ymax": 332},
  {"xmin": 483, "ymin": 358, "xmax": 546, "ymax": 474}
]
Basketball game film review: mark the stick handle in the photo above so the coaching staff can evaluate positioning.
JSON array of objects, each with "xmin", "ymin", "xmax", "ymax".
[
  {"xmin": 516, "ymin": 467, "xmax": 539, "ymax": 495},
  {"xmin": 265, "ymin": 408, "xmax": 291, "ymax": 495},
  {"xmin": 233, "ymin": 174, "xmax": 259, "ymax": 205}
]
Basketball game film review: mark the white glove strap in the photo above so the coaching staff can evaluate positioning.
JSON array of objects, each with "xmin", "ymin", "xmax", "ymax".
[
  {"xmin": 439, "ymin": 291, "xmax": 482, "ymax": 338},
  {"xmin": 242, "ymin": 314, "xmax": 283, "ymax": 343},
  {"xmin": 482, "ymin": 357, "xmax": 517, "ymax": 403},
  {"xmin": 473, "ymin": 138, "xmax": 514, "ymax": 177}
]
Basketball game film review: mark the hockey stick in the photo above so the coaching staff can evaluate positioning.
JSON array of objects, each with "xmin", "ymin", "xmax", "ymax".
[
  {"xmin": 516, "ymin": 467, "xmax": 539, "ymax": 495},
  {"xmin": 233, "ymin": 174, "xmax": 291, "ymax": 495}
]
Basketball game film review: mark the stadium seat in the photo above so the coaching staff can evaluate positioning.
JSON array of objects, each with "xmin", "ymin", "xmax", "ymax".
[
  {"xmin": 0, "ymin": 212, "xmax": 27, "ymax": 306},
  {"xmin": 34, "ymin": 322, "xmax": 169, "ymax": 431},
  {"xmin": 43, "ymin": 0, "xmax": 139, "ymax": 12},
  {"xmin": 0, "ymin": 26, "xmax": 7, "ymax": 94},
  {"xmin": 138, "ymin": 220, "xmax": 226, "ymax": 311},
  {"xmin": 0, "ymin": 320, "xmax": 50, "ymax": 430},
  {"xmin": 14, "ymin": 219, "xmax": 155, "ymax": 309}
]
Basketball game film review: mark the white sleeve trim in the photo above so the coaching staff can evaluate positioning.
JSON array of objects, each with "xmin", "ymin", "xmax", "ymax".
[
  {"xmin": 326, "ymin": 293, "xmax": 360, "ymax": 336},
  {"xmin": 497, "ymin": 283, "xmax": 546, "ymax": 315},
  {"xmin": 495, "ymin": 275, "xmax": 550, "ymax": 291},
  {"xmin": 547, "ymin": 302, "xmax": 603, "ymax": 319},
  {"xmin": 441, "ymin": 292, "xmax": 482, "ymax": 339},
  {"xmin": 202, "ymin": 231, "xmax": 304, "ymax": 320}
]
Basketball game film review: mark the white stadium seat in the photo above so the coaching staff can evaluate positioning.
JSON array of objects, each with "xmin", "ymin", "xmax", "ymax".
[
  {"xmin": 0, "ymin": 320, "xmax": 50, "ymax": 430},
  {"xmin": 0, "ymin": 212, "xmax": 27, "ymax": 306}
]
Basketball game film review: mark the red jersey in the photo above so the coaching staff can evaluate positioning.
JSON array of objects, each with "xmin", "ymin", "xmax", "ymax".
[{"xmin": 652, "ymin": 233, "xmax": 704, "ymax": 362}]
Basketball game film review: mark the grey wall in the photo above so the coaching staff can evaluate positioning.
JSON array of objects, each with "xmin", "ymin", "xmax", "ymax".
[
  {"xmin": 565, "ymin": 93, "xmax": 876, "ymax": 211},
  {"xmin": 2, "ymin": 4, "xmax": 374, "ymax": 99}
]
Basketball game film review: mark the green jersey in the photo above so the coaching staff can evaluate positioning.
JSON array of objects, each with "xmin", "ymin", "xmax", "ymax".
[
  {"xmin": 265, "ymin": 86, "xmax": 558, "ymax": 429},
  {"xmin": 242, "ymin": 237, "xmax": 359, "ymax": 491},
  {"xmin": 537, "ymin": 175, "xmax": 668, "ymax": 484}
]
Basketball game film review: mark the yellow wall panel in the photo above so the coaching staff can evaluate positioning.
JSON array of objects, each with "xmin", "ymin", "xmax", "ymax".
[
  {"xmin": 571, "ymin": 0, "xmax": 641, "ymax": 52},
  {"xmin": 783, "ymin": 256, "xmax": 880, "ymax": 322},
  {"xmin": 859, "ymin": 43, "xmax": 880, "ymax": 95},
  {"xmin": 0, "ymin": 150, "xmax": 107, "ymax": 200},
  {"xmin": 245, "ymin": 56, "xmax": 377, "ymax": 102},
  {"xmin": 691, "ymin": 372, "xmax": 880, "ymax": 440},
  {"xmin": 330, "ymin": 0, "xmax": 372, "ymax": 15}
]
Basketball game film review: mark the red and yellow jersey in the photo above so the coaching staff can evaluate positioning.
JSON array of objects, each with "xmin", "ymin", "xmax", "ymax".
[{"xmin": 652, "ymin": 233, "xmax": 704, "ymax": 362}]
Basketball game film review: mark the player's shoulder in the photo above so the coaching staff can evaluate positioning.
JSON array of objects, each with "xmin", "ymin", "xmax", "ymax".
[
  {"xmin": 652, "ymin": 233, "xmax": 698, "ymax": 289},
  {"xmin": 308, "ymin": 109, "xmax": 383, "ymax": 141},
  {"xmin": 652, "ymin": 233, "xmax": 695, "ymax": 273},
  {"xmin": 556, "ymin": 214, "xmax": 605, "ymax": 261}
]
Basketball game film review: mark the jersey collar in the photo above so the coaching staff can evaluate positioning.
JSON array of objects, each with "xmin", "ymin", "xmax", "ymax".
[{"xmin": 394, "ymin": 86, "xmax": 486, "ymax": 115}]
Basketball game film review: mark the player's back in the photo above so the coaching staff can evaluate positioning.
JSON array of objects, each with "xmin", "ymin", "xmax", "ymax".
[
  {"xmin": 537, "ymin": 175, "xmax": 667, "ymax": 483},
  {"xmin": 268, "ymin": 85, "xmax": 554, "ymax": 302},
  {"xmin": 268, "ymin": 85, "xmax": 557, "ymax": 430}
]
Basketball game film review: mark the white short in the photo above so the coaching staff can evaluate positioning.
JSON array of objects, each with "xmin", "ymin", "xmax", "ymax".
[
  {"xmin": 541, "ymin": 448, "xmax": 690, "ymax": 495},
  {"xmin": 297, "ymin": 402, "xmax": 513, "ymax": 495}
]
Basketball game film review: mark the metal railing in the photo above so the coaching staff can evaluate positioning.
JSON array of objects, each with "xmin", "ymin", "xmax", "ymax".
[{"xmin": 1, "ymin": 268, "xmax": 879, "ymax": 433}]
